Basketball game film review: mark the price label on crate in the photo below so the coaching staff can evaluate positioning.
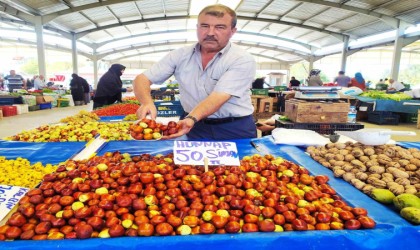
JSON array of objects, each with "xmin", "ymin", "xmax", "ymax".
[
  {"xmin": 0, "ymin": 185, "xmax": 29, "ymax": 222},
  {"xmin": 173, "ymin": 141, "xmax": 240, "ymax": 166}
]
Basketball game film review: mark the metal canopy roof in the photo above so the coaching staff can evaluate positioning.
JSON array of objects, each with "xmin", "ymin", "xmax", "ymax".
[{"xmin": 0, "ymin": 0, "xmax": 419, "ymax": 65}]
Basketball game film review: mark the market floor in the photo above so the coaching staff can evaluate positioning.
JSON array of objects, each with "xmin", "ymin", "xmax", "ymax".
[{"xmin": 0, "ymin": 105, "xmax": 419, "ymax": 142}]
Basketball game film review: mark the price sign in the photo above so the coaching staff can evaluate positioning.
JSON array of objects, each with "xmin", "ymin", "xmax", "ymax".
[
  {"xmin": 173, "ymin": 141, "xmax": 240, "ymax": 166},
  {"xmin": 0, "ymin": 185, "xmax": 29, "ymax": 222}
]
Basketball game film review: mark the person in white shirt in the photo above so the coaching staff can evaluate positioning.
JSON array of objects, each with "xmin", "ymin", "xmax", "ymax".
[
  {"xmin": 388, "ymin": 79, "xmax": 406, "ymax": 92},
  {"xmin": 33, "ymin": 75, "xmax": 46, "ymax": 90}
]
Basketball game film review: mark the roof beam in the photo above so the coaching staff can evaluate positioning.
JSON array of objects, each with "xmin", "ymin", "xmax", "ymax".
[
  {"xmin": 93, "ymin": 29, "xmax": 313, "ymax": 50},
  {"xmin": 97, "ymin": 40, "xmax": 311, "ymax": 61},
  {"xmin": 42, "ymin": 0, "xmax": 135, "ymax": 24},
  {"xmin": 296, "ymin": 0, "xmax": 403, "ymax": 28},
  {"xmin": 0, "ymin": 2, "xmax": 35, "ymax": 23}
]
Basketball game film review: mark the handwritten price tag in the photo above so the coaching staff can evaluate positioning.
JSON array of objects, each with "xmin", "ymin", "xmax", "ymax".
[
  {"xmin": 173, "ymin": 141, "xmax": 240, "ymax": 166},
  {"xmin": 0, "ymin": 185, "xmax": 29, "ymax": 222}
]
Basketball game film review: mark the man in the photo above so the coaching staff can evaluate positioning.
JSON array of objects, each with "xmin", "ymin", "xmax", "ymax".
[
  {"xmin": 252, "ymin": 77, "xmax": 266, "ymax": 89},
  {"xmin": 388, "ymin": 79, "xmax": 406, "ymax": 92},
  {"xmin": 4, "ymin": 70, "xmax": 26, "ymax": 92},
  {"xmin": 289, "ymin": 76, "xmax": 300, "ymax": 88},
  {"xmin": 133, "ymin": 4, "xmax": 257, "ymax": 140},
  {"xmin": 333, "ymin": 71, "xmax": 351, "ymax": 87},
  {"xmin": 33, "ymin": 75, "xmax": 46, "ymax": 90}
]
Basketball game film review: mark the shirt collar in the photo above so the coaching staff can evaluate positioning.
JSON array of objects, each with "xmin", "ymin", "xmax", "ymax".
[{"xmin": 194, "ymin": 42, "xmax": 232, "ymax": 55}]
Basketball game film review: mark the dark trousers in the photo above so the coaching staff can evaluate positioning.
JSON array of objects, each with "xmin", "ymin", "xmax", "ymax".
[{"xmin": 185, "ymin": 115, "xmax": 257, "ymax": 140}]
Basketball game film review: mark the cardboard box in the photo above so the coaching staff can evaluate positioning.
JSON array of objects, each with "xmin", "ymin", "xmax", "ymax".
[
  {"xmin": 285, "ymin": 99, "xmax": 349, "ymax": 123},
  {"xmin": 36, "ymin": 95, "xmax": 55, "ymax": 104}
]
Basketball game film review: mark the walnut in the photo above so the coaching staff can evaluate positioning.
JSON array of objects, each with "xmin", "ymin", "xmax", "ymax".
[
  {"xmin": 416, "ymin": 169, "xmax": 420, "ymax": 178},
  {"xmin": 321, "ymin": 161, "xmax": 332, "ymax": 169},
  {"xmin": 359, "ymin": 156, "xmax": 370, "ymax": 163},
  {"xmin": 325, "ymin": 153, "xmax": 335, "ymax": 161},
  {"xmin": 387, "ymin": 181, "xmax": 398, "ymax": 188},
  {"xmin": 395, "ymin": 177, "xmax": 411, "ymax": 186},
  {"xmin": 334, "ymin": 154, "xmax": 344, "ymax": 161},
  {"xmin": 377, "ymin": 154, "xmax": 392, "ymax": 165},
  {"xmin": 307, "ymin": 146, "xmax": 316, "ymax": 152},
  {"xmin": 333, "ymin": 169, "xmax": 346, "ymax": 178},
  {"xmin": 334, "ymin": 143, "xmax": 347, "ymax": 149},
  {"xmin": 355, "ymin": 172, "xmax": 368, "ymax": 181},
  {"xmin": 387, "ymin": 167, "xmax": 410, "ymax": 179},
  {"xmin": 386, "ymin": 161, "xmax": 401, "ymax": 169},
  {"xmin": 329, "ymin": 148, "xmax": 340, "ymax": 154},
  {"xmin": 410, "ymin": 158, "xmax": 420, "ymax": 167},
  {"xmin": 344, "ymin": 154, "xmax": 355, "ymax": 162},
  {"xmin": 412, "ymin": 152, "xmax": 420, "ymax": 159},
  {"xmin": 409, "ymin": 177, "xmax": 420, "ymax": 185},
  {"xmin": 342, "ymin": 164, "xmax": 354, "ymax": 172},
  {"xmin": 381, "ymin": 177, "xmax": 394, "ymax": 183},
  {"xmin": 369, "ymin": 165, "xmax": 385, "ymax": 174},
  {"xmin": 334, "ymin": 160, "xmax": 346, "ymax": 166},
  {"xmin": 343, "ymin": 172, "xmax": 355, "ymax": 182},
  {"xmin": 351, "ymin": 169, "xmax": 361, "ymax": 174},
  {"xmin": 350, "ymin": 179, "xmax": 366, "ymax": 190},
  {"xmin": 362, "ymin": 184, "xmax": 375, "ymax": 195},
  {"xmin": 325, "ymin": 143, "xmax": 336, "ymax": 149},
  {"xmin": 398, "ymin": 159, "xmax": 410, "ymax": 167},
  {"xmin": 384, "ymin": 147, "xmax": 397, "ymax": 158},
  {"xmin": 404, "ymin": 185, "xmax": 417, "ymax": 194},
  {"xmin": 414, "ymin": 183, "xmax": 420, "ymax": 190},
  {"xmin": 367, "ymin": 177, "xmax": 387, "ymax": 188},
  {"xmin": 369, "ymin": 173, "xmax": 382, "ymax": 179},
  {"xmin": 339, "ymin": 149, "xmax": 349, "ymax": 155},
  {"xmin": 363, "ymin": 147, "xmax": 375, "ymax": 156},
  {"xmin": 352, "ymin": 149, "xmax": 364, "ymax": 158},
  {"xmin": 329, "ymin": 159, "xmax": 337, "ymax": 165},
  {"xmin": 312, "ymin": 156, "xmax": 322, "ymax": 162},
  {"xmin": 382, "ymin": 173, "xmax": 394, "ymax": 180},
  {"xmin": 388, "ymin": 183, "xmax": 405, "ymax": 195},
  {"xmin": 365, "ymin": 160, "xmax": 378, "ymax": 168},
  {"xmin": 369, "ymin": 154, "xmax": 378, "ymax": 160}
]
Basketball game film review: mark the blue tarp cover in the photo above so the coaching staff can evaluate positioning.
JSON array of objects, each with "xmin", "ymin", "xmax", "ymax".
[
  {"xmin": 1, "ymin": 137, "xmax": 419, "ymax": 249},
  {"xmin": 0, "ymin": 140, "xmax": 85, "ymax": 165}
]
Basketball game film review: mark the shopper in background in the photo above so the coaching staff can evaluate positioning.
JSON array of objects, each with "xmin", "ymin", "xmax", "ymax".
[
  {"xmin": 133, "ymin": 4, "xmax": 257, "ymax": 140},
  {"xmin": 307, "ymin": 69, "xmax": 323, "ymax": 86},
  {"xmin": 252, "ymin": 77, "xmax": 266, "ymax": 89},
  {"xmin": 387, "ymin": 79, "xmax": 406, "ymax": 92},
  {"xmin": 4, "ymin": 70, "xmax": 26, "ymax": 92},
  {"xmin": 93, "ymin": 64, "xmax": 132, "ymax": 109},
  {"xmin": 33, "ymin": 75, "xmax": 46, "ymax": 90},
  {"xmin": 0, "ymin": 75, "xmax": 4, "ymax": 90},
  {"xmin": 70, "ymin": 73, "xmax": 85, "ymax": 106},
  {"xmin": 79, "ymin": 76, "xmax": 91, "ymax": 105},
  {"xmin": 333, "ymin": 71, "xmax": 351, "ymax": 87},
  {"xmin": 349, "ymin": 72, "xmax": 366, "ymax": 91},
  {"xmin": 289, "ymin": 76, "xmax": 300, "ymax": 88}
]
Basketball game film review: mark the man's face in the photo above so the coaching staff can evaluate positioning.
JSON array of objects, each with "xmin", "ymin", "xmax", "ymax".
[
  {"xmin": 197, "ymin": 13, "xmax": 236, "ymax": 53},
  {"xmin": 10, "ymin": 70, "xmax": 16, "ymax": 76}
]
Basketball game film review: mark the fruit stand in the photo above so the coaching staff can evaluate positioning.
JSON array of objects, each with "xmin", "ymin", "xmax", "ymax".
[{"xmin": 0, "ymin": 137, "xmax": 419, "ymax": 250}]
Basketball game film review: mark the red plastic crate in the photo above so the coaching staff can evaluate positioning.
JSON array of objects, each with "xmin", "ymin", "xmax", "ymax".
[{"xmin": 0, "ymin": 105, "xmax": 18, "ymax": 117}]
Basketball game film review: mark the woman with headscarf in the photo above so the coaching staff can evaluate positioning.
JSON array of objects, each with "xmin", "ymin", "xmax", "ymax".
[
  {"xmin": 350, "ymin": 72, "xmax": 366, "ymax": 91},
  {"xmin": 70, "ymin": 73, "xmax": 85, "ymax": 106},
  {"xmin": 307, "ymin": 69, "xmax": 323, "ymax": 86},
  {"xmin": 93, "ymin": 64, "xmax": 132, "ymax": 109}
]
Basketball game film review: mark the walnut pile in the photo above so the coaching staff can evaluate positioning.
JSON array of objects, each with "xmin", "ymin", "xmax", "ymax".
[{"xmin": 306, "ymin": 143, "xmax": 420, "ymax": 195}]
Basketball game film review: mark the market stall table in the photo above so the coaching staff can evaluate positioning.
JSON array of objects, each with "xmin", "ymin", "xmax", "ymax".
[
  {"xmin": 1, "ymin": 137, "xmax": 419, "ymax": 250},
  {"xmin": 354, "ymin": 96, "xmax": 420, "ymax": 114}
]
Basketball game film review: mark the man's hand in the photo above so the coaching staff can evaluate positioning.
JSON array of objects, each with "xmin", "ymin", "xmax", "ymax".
[
  {"xmin": 136, "ymin": 103, "xmax": 157, "ymax": 120},
  {"xmin": 162, "ymin": 118, "xmax": 195, "ymax": 140},
  {"xmin": 126, "ymin": 86, "xmax": 133, "ymax": 92}
]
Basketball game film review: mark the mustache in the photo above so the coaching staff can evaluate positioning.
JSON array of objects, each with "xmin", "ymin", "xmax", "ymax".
[{"xmin": 204, "ymin": 36, "xmax": 217, "ymax": 41}]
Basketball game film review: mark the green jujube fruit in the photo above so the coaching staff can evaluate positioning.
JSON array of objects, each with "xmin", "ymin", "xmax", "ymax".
[
  {"xmin": 400, "ymin": 207, "xmax": 420, "ymax": 224},
  {"xmin": 393, "ymin": 193, "xmax": 420, "ymax": 210},
  {"xmin": 370, "ymin": 189, "xmax": 395, "ymax": 204}
]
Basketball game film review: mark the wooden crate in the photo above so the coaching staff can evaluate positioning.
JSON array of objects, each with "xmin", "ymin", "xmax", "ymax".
[
  {"xmin": 285, "ymin": 99, "xmax": 349, "ymax": 123},
  {"xmin": 417, "ymin": 110, "xmax": 420, "ymax": 129}
]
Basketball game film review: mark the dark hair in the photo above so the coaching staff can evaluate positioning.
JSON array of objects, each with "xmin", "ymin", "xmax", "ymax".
[
  {"xmin": 338, "ymin": 71, "xmax": 345, "ymax": 75},
  {"xmin": 71, "ymin": 73, "xmax": 78, "ymax": 78},
  {"xmin": 199, "ymin": 4, "xmax": 237, "ymax": 28}
]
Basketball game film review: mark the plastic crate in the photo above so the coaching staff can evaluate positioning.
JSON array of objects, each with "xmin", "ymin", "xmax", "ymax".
[
  {"xmin": 274, "ymin": 86, "xmax": 288, "ymax": 91},
  {"xmin": 275, "ymin": 120, "xmax": 364, "ymax": 135},
  {"xmin": 155, "ymin": 101, "xmax": 184, "ymax": 117},
  {"xmin": 398, "ymin": 112, "xmax": 418, "ymax": 123},
  {"xmin": 0, "ymin": 96, "xmax": 14, "ymax": 106},
  {"xmin": 0, "ymin": 105, "xmax": 18, "ymax": 117},
  {"xmin": 251, "ymin": 89, "xmax": 269, "ymax": 96},
  {"xmin": 28, "ymin": 105, "xmax": 40, "ymax": 112},
  {"xmin": 367, "ymin": 111, "xmax": 399, "ymax": 125},
  {"xmin": 57, "ymin": 98, "xmax": 70, "ymax": 107},
  {"xmin": 375, "ymin": 84, "xmax": 388, "ymax": 90},
  {"xmin": 39, "ymin": 102, "xmax": 52, "ymax": 110}
]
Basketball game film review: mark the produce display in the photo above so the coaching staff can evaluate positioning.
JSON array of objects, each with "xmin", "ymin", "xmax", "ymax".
[
  {"xmin": 0, "ymin": 152, "xmax": 376, "ymax": 241},
  {"xmin": 4, "ymin": 122, "xmax": 132, "ymax": 142},
  {"xmin": 60, "ymin": 110, "xmax": 100, "ymax": 123},
  {"xmin": 122, "ymin": 97, "xmax": 140, "ymax": 105},
  {"xmin": 92, "ymin": 103, "xmax": 140, "ymax": 117},
  {"xmin": 360, "ymin": 90, "xmax": 412, "ymax": 101},
  {"xmin": 123, "ymin": 114, "xmax": 138, "ymax": 121},
  {"xmin": 307, "ymin": 143, "xmax": 420, "ymax": 222},
  {"xmin": 129, "ymin": 118, "xmax": 180, "ymax": 140},
  {"xmin": 0, "ymin": 156, "xmax": 57, "ymax": 188}
]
